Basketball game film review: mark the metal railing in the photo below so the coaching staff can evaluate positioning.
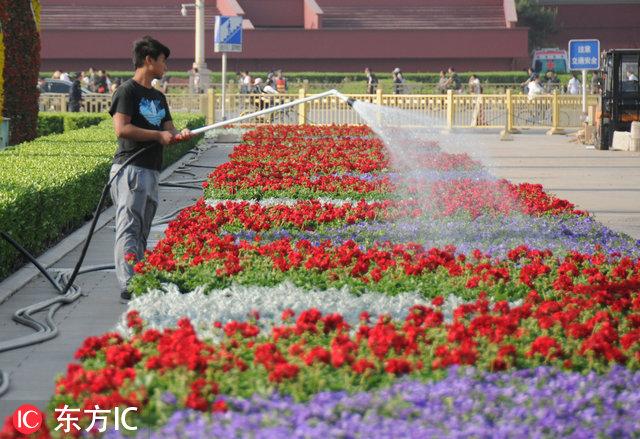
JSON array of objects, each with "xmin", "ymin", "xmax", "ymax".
[{"xmin": 40, "ymin": 89, "xmax": 598, "ymax": 132}]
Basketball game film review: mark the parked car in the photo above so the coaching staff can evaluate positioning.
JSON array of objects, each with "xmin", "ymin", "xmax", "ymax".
[{"xmin": 39, "ymin": 78, "xmax": 92, "ymax": 95}]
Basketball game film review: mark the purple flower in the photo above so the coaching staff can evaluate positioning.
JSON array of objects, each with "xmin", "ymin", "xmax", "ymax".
[{"xmin": 104, "ymin": 366, "xmax": 640, "ymax": 438}]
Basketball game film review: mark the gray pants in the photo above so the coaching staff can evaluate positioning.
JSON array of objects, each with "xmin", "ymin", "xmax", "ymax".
[{"xmin": 109, "ymin": 164, "xmax": 159, "ymax": 291}]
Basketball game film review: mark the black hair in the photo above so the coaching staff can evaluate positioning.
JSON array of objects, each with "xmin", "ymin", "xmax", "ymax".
[{"xmin": 133, "ymin": 36, "xmax": 170, "ymax": 68}]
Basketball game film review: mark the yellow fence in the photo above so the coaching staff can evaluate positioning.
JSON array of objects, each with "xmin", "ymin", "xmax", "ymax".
[{"xmin": 40, "ymin": 89, "xmax": 598, "ymax": 131}]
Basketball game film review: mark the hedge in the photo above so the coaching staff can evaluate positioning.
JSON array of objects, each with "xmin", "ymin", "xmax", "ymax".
[
  {"xmin": 37, "ymin": 112, "xmax": 110, "ymax": 137},
  {"xmin": 0, "ymin": 113, "xmax": 204, "ymax": 280}
]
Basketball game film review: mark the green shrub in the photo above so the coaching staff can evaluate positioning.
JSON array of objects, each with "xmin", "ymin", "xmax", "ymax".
[
  {"xmin": 37, "ymin": 114, "xmax": 64, "ymax": 136},
  {"xmin": 0, "ymin": 113, "xmax": 204, "ymax": 280},
  {"xmin": 37, "ymin": 112, "xmax": 110, "ymax": 137}
]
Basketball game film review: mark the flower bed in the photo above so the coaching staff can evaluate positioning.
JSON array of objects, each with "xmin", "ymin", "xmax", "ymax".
[
  {"xmin": 6, "ymin": 124, "xmax": 640, "ymax": 437},
  {"xmin": 103, "ymin": 367, "xmax": 640, "ymax": 438},
  {"xmin": 47, "ymin": 286, "xmax": 640, "ymax": 431}
]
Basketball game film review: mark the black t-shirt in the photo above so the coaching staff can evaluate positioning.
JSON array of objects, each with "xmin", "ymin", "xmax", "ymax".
[{"xmin": 109, "ymin": 79, "xmax": 172, "ymax": 171}]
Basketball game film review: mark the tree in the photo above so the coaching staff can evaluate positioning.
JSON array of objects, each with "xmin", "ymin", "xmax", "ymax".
[
  {"xmin": 516, "ymin": 0, "xmax": 557, "ymax": 51},
  {"xmin": 0, "ymin": 0, "xmax": 41, "ymax": 145}
]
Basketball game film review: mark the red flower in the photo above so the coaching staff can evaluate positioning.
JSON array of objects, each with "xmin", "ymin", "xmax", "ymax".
[
  {"xmin": 352, "ymin": 358, "xmax": 376, "ymax": 374},
  {"xmin": 384, "ymin": 358, "xmax": 412, "ymax": 375},
  {"xmin": 527, "ymin": 336, "xmax": 563, "ymax": 359},
  {"xmin": 268, "ymin": 363, "xmax": 300, "ymax": 382}
]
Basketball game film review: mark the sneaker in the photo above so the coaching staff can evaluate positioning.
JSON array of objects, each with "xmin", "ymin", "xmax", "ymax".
[{"xmin": 120, "ymin": 289, "xmax": 132, "ymax": 303}]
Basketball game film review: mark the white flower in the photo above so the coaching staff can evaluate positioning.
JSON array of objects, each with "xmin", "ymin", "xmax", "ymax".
[
  {"xmin": 116, "ymin": 281, "xmax": 520, "ymax": 339},
  {"xmin": 205, "ymin": 198, "xmax": 360, "ymax": 208}
]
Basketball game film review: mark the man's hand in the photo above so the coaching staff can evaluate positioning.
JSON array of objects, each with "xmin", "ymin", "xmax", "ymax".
[
  {"xmin": 157, "ymin": 130, "xmax": 174, "ymax": 146},
  {"xmin": 172, "ymin": 128, "xmax": 194, "ymax": 143}
]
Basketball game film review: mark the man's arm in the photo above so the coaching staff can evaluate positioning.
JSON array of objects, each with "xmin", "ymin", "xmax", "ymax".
[{"xmin": 113, "ymin": 112, "xmax": 174, "ymax": 146}]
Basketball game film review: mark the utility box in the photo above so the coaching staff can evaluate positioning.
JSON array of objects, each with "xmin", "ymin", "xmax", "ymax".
[{"xmin": 0, "ymin": 117, "xmax": 9, "ymax": 149}]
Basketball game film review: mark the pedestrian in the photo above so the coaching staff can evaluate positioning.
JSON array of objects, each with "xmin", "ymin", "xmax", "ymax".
[
  {"xmin": 590, "ymin": 71, "xmax": 603, "ymax": 94},
  {"xmin": 545, "ymin": 71, "xmax": 560, "ymax": 93},
  {"xmin": 68, "ymin": 73, "xmax": 83, "ymax": 112},
  {"xmin": 468, "ymin": 74, "xmax": 481, "ymax": 94},
  {"xmin": 60, "ymin": 70, "xmax": 70, "ymax": 82},
  {"xmin": 95, "ymin": 70, "xmax": 109, "ymax": 93},
  {"xmin": 189, "ymin": 64, "xmax": 201, "ymax": 93},
  {"xmin": 275, "ymin": 69, "xmax": 288, "ymax": 94},
  {"xmin": 37, "ymin": 77, "xmax": 47, "ymax": 93},
  {"xmin": 392, "ymin": 67, "xmax": 404, "ymax": 94},
  {"xmin": 436, "ymin": 70, "xmax": 448, "ymax": 93},
  {"xmin": 364, "ymin": 67, "xmax": 378, "ymax": 94},
  {"xmin": 109, "ymin": 35, "xmax": 192, "ymax": 301},
  {"xmin": 567, "ymin": 73, "xmax": 581, "ymax": 95},
  {"xmin": 238, "ymin": 71, "xmax": 248, "ymax": 93},
  {"xmin": 520, "ymin": 67, "xmax": 536, "ymax": 94},
  {"xmin": 263, "ymin": 78, "xmax": 278, "ymax": 95},
  {"xmin": 445, "ymin": 67, "xmax": 462, "ymax": 92},
  {"xmin": 527, "ymin": 74, "xmax": 544, "ymax": 100},
  {"xmin": 242, "ymin": 71, "xmax": 252, "ymax": 93},
  {"xmin": 83, "ymin": 68, "xmax": 95, "ymax": 90}
]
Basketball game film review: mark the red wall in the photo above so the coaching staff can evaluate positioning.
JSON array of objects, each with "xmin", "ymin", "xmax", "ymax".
[
  {"xmin": 318, "ymin": 0, "xmax": 501, "ymax": 5},
  {"xmin": 40, "ymin": 0, "xmax": 528, "ymax": 72},
  {"xmin": 548, "ymin": 4, "xmax": 640, "ymax": 50},
  {"xmin": 238, "ymin": 0, "xmax": 303, "ymax": 27},
  {"xmin": 41, "ymin": 27, "xmax": 528, "ymax": 72},
  {"xmin": 43, "ymin": 0, "xmax": 193, "ymax": 5}
]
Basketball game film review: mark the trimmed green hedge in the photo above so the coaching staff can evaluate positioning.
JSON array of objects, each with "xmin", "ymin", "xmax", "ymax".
[
  {"xmin": 37, "ymin": 112, "xmax": 111, "ymax": 137},
  {"xmin": 0, "ymin": 113, "xmax": 205, "ymax": 280}
]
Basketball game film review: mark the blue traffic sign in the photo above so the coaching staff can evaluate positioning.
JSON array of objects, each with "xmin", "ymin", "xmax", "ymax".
[
  {"xmin": 568, "ymin": 39, "xmax": 600, "ymax": 70},
  {"xmin": 214, "ymin": 16, "xmax": 243, "ymax": 52}
]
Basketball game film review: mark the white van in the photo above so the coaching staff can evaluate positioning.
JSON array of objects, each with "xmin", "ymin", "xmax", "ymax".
[{"xmin": 532, "ymin": 48, "xmax": 568, "ymax": 74}]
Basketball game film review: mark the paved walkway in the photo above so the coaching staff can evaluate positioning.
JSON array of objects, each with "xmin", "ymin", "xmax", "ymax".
[
  {"xmin": 477, "ymin": 130, "xmax": 640, "ymax": 240},
  {"xmin": 1, "ymin": 130, "xmax": 639, "ymax": 420}
]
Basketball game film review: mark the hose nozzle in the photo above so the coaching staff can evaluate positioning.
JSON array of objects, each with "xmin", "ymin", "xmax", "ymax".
[{"xmin": 330, "ymin": 89, "xmax": 357, "ymax": 107}]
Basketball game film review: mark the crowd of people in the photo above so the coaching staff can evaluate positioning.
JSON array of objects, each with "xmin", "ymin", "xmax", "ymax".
[
  {"xmin": 237, "ymin": 69, "xmax": 288, "ymax": 95},
  {"xmin": 49, "ymin": 68, "xmax": 121, "ymax": 94},
  {"xmin": 363, "ymin": 66, "xmax": 482, "ymax": 95},
  {"xmin": 520, "ymin": 67, "xmax": 606, "ymax": 100},
  {"xmin": 40, "ymin": 65, "xmax": 617, "ymax": 113}
]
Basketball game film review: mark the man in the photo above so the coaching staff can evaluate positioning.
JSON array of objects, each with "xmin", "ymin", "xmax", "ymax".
[
  {"xmin": 364, "ymin": 67, "xmax": 378, "ymax": 94},
  {"xmin": 445, "ymin": 67, "xmax": 462, "ymax": 92},
  {"xmin": 520, "ymin": 68, "xmax": 536, "ymax": 94},
  {"xmin": 591, "ymin": 71, "xmax": 603, "ymax": 94},
  {"xmin": 109, "ymin": 36, "xmax": 192, "ymax": 301},
  {"xmin": 527, "ymin": 75, "xmax": 544, "ymax": 100},
  {"xmin": 567, "ymin": 73, "xmax": 581, "ymax": 95},
  {"xmin": 545, "ymin": 71, "xmax": 560, "ymax": 93}
]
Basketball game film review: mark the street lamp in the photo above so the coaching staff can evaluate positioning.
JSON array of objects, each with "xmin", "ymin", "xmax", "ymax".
[{"xmin": 180, "ymin": 1, "xmax": 210, "ymax": 92}]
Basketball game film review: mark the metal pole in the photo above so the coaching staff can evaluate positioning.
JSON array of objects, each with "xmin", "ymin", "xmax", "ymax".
[
  {"xmin": 195, "ymin": 0, "xmax": 205, "ymax": 70},
  {"xmin": 221, "ymin": 53, "xmax": 227, "ymax": 120},
  {"xmin": 582, "ymin": 69, "xmax": 587, "ymax": 119}
]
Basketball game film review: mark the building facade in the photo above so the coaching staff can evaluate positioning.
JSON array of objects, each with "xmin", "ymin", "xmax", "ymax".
[{"xmin": 40, "ymin": 0, "xmax": 640, "ymax": 73}]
